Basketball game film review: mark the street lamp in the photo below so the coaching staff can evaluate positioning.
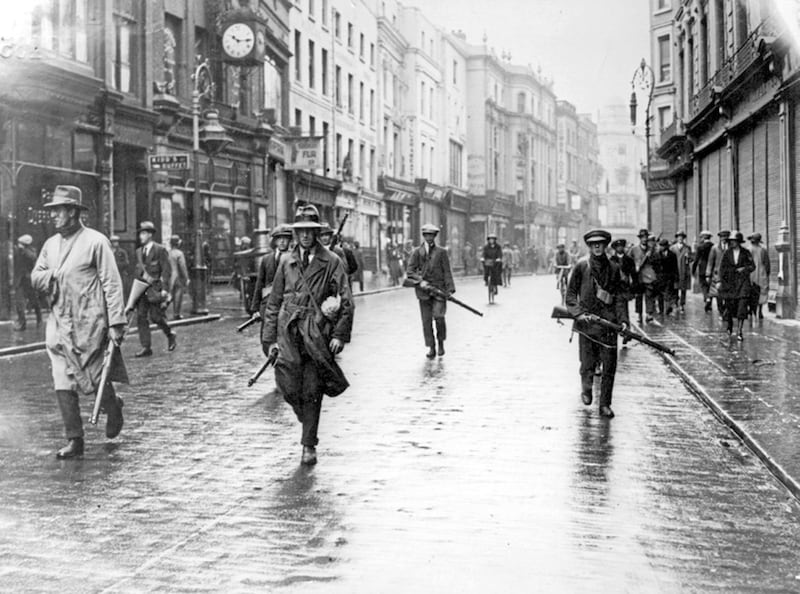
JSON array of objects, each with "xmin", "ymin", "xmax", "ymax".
[
  {"xmin": 630, "ymin": 58, "xmax": 655, "ymax": 230},
  {"xmin": 191, "ymin": 59, "xmax": 232, "ymax": 314}
]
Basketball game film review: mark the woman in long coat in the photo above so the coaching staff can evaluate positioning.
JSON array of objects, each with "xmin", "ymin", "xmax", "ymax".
[
  {"xmin": 719, "ymin": 232, "xmax": 755, "ymax": 340},
  {"xmin": 748, "ymin": 232, "xmax": 771, "ymax": 319}
]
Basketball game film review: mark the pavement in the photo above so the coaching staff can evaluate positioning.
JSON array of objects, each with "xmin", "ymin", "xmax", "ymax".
[
  {"xmin": 636, "ymin": 293, "xmax": 800, "ymax": 502},
  {"xmin": 2, "ymin": 275, "xmax": 800, "ymax": 592}
]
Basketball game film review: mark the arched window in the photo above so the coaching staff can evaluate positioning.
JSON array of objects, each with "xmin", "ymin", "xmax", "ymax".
[{"xmin": 517, "ymin": 92, "xmax": 526, "ymax": 113}]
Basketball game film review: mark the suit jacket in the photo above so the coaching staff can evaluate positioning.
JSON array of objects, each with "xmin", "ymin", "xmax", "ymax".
[
  {"xmin": 407, "ymin": 243, "xmax": 455, "ymax": 300},
  {"xmin": 720, "ymin": 247, "xmax": 755, "ymax": 299},
  {"xmin": 135, "ymin": 242, "xmax": 172, "ymax": 291},
  {"xmin": 251, "ymin": 250, "xmax": 284, "ymax": 314},
  {"xmin": 566, "ymin": 255, "xmax": 629, "ymax": 338}
]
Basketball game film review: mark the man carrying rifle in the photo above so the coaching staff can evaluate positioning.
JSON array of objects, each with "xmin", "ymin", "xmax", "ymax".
[
  {"xmin": 31, "ymin": 185, "xmax": 127, "ymax": 458},
  {"xmin": 565, "ymin": 229, "xmax": 629, "ymax": 419},
  {"xmin": 407, "ymin": 223, "xmax": 456, "ymax": 359}
]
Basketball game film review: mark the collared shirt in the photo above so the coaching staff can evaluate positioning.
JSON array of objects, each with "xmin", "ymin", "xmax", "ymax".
[
  {"xmin": 299, "ymin": 245, "xmax": 316, "ymax": 267},
  {"xmin": 732, "ymin": 247, "xmax": 740, "ymax": 265}
]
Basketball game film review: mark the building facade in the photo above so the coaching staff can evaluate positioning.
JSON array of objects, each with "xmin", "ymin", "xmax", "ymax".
[
  {"xmin": 657, "ymin": 0, "xmax": 800, "ymax": 317},
  {"xmin": 0, "ymin": 0, "xmax": 292, "ymax": 319}
]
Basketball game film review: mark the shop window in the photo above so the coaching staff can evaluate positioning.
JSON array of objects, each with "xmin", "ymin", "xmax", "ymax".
[
  {"xmin": 17, "ymin": 121, "xmax": 45, "ymax": 163},
  {"xmin": 33, "ymin": 0, "xmax": 89, "ymax": 62},
  {"xmin": 45, "ymin": 125, "xmax": 72, "ymax": 169}
]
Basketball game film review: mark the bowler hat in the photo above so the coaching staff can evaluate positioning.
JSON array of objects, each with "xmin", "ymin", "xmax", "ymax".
[
  {"xmin": 748, "ymin": 232, "xmax": 762, "ymax": 242},
  {"xmin": 584, "ymin": 229, "xmax": 611, "ymax": 245},
  {"xmin": 659, "ymin": 238, "xmax": 670, "ymax": 247},
  {"xmin": 611, "ymin": 238, "xmax": 627, "ymax": 249},
  {"xmin": 271, "ymin": 224, "xmax": 294, "ymax": 238},
  {"xmin": 637, "ymin": 228, "xmax": 649, "ymax": 238},
  {"xmin": 729, "ymin": 231, "xmax": 745, "ymax": 243},
  {"xmin": 292, "ymin": 204, "xmax": 322, "ymax": 229},
  {"xmin": 421, "ymin": 223, "xmax": 439, "ymax": 235},
  {"xmin": 138, "ymin": 221, "xmax": 157, "ymax": 233},
  {"xmin": 17, "ymin": 234, "xmax": 33, "ymax": 246},
  {"xmin": 43, "ymin": 185, "xmax": 88, "ymax": 210}
]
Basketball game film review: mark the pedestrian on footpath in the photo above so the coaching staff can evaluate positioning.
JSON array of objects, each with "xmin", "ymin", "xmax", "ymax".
[
  {"xmin": 31, "ymin": 185, "xmax": 126, "ymax": 459},
  {"xmin": 671, "ymin": 231, "xmax": 693, "ymax": 313},
  {"xmin": 481, "ymin": 233, "xmax": 503, "ymax": 288},
  {"xmin": 111, "ymin": 235, "xmax": 132, "ymax": 302},
  {"xmin": 251, "ymin": 224, "xmax": 293, "ymax": 337},
  {"xmin": 720, "ymin": 232, "xmax": 755, "ymax": 341},
  {"xmin": 502, "ymin": 241, "xmax": 513, "ymax": 287},
  {"xmin": 565, "ymin": 229, "xmax": 629, "ymax": 418},
  {"xmin": 350, "ymin": 241, "xmax": 365, "ymax": 292},
  {"xmin": 131, "ymin": 221, "xmax": 176, "ymax": 358},
  {"xmin": 628, "ymin": 228, "xmax": 656, "ymax": 324},
  {"xmin": 692, "ymin": 230, "xmax": 714, "ymax": 311},
  {"xmin": 747, "ymin": 232, "xmax": 770, "ymax": 319},
  {"xmin": 263, "ymin": 205, "xmax": 354, "ymax": 466},
  {"xmin": 168, "ymin": 235, "xmax": 189, "ymax": 320},
  {"xmin": 706, "ymin": 229, "xmax": 730, "ymax": 318},
  {"xmin": 654, "ymin": 238, "xmax": 678, "ymax": 316},
  {"xmin": 13, "ymin": 234, "xmax": 42, "ymax": 331},
  {"xmin": 407, "ymin": 223, "xmax": 456, "ymax": 359}
]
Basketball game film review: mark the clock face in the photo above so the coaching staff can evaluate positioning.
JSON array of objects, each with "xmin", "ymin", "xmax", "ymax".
[{"xmin": 222, "ymin": 23, "xmax": 255, "ymax": 59}]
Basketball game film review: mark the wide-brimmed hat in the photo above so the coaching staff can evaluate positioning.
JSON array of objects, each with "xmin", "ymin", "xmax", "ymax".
[
  {"xmin": 292, "ymin": 204, "xmax": 322, "ymax": 229},
  {"xmin": 748, "ymin": 232, "xmax": 762, "ymax": 243},
  {"xmin": 718, "ymin": 229, "xmax": 731, "ymax": 238},
  {"xmin": 729, "ymin": 231, "xmax": 745, "ymax": 243},
  {"xmin": 610, "ymin": 238, "xmax": 627, "ymax": 249},
  {"xmin": 487, "ymin": 233, "xmax": 497, "ymax": 240},
  {"xmin": 675, "ymin": 230, "xmax": 687, "ymax": 238},
  {"xmin": 319, "ymin": 223, "xmax": 334, "ymax": 236},
  {"xmin": 584, "ymin": 229, "xmax": 611, "ymax": 245},
  {"xmin": 637, "ymin": 228, "xmax": 649, "ymax": 238},
  {"xmin": 271, "ymin": 224, "xmax": 294, "ymax": 238},
  {"xmin": 421, "ymin": 223, "xmax": 439, "ymax": 235},
  {"xmin": 659, "ymin": 238, "xmax": 670, "ymax": 247},
  {"xmin": 43, "ymin": 185, "xmax": 89, "ymax": 210},
  {"xmin": 138, "ymin": 221, "xmax": 157, "ymax": 233}
]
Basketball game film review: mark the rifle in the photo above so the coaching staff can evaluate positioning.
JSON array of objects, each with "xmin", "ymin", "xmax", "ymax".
[
  {"xmin": 551, "ymin": 305, "xmax": 675, "ymax": 356},
  {"xmin": 237, "ymin": 312, "xmax": 262, "ymax": 332},
  {"xmin": 247, "ymin": 348, "xmax": 279, "ymax": 386},
  {"xmin": 89, "ymin": 341, "xmax": 129, "ymax": 424},
  {"xmin": 330, "ymin": 213, "xmax": 349, "ymax": 250},
  {"xmin": 403, "ymin": 274, "xmax": 483, "ymax": 317}
]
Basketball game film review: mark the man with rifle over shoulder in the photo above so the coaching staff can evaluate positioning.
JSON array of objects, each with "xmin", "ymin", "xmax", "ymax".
[
  {"xmin": 406, "ymin": 223, "xmax": 456, "ymax": 359},
  {"xmin": 565, "ymin": 229, "xmax": 629, "ymax": 419}
]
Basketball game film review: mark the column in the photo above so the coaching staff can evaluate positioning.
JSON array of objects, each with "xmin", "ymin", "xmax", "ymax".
[{"xmin": 775, "ymin": 99, "xmax": 795, "ymax": 318}]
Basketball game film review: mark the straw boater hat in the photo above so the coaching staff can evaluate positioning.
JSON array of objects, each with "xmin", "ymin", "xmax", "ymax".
[
  {"xmin": 292, "ymin": 204, "xmax": 322, "ymax": 229},
  {"xmin": 487, "ymin": 232, "xmax": 497, "ymax": 239},
  {"xmin": 583, "ymin": 229, "xmax": 611, "ymax": 245},
  {"xmin": 43, "ymin": 185, "xmax": 88, "ymax": 210},
  {"xmin": 421, "ymin": 223, "xmax": 439, "ymax": 235}
]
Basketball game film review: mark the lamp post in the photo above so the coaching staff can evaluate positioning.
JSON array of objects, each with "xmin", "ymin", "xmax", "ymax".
[
  {"xmin": 630, "ymin": 58, "xmax": 655, "ymax": 230},
  {"xmin": 190, "ymin": 59, "xmax": 232, "ymax": 314}
]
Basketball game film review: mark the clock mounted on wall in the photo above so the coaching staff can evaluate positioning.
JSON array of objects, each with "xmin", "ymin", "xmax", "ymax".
[{"xmin": 219, "ymin": 12, "xmax": 265, "ymax": 66}]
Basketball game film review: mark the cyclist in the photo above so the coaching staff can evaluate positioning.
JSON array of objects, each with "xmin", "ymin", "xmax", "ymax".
[
  {"xmin": 482, "ymin": 233, "xmax": 504, "ymax": 301},
  {"xmin": 553, "ymin": 243, "xmax": 572, "ymax": 303}
]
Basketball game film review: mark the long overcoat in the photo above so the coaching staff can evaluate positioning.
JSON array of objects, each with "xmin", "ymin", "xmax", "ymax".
[
  {"xmin": 31, "ymin": 226, "xmax": 126, "ymax": 394},
  {"xmin": 749, "ymin": 244, "xmax": 771, "ymax": 304},
  {"xmin": 719, "ymin": 247, "xmax": 756, "ymax": 300},
  {"xmin": 264, "ymin": 245, "xmax": 354, "ymax": 398},
  {"xmin": 670, "ymin": 242, "xmax": 693, "ymax": 290}
]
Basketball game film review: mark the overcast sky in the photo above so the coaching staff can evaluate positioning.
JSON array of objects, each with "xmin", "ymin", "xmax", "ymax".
[{"xmin": 404, "ymin": 0, "xmax": 651, "ymax": 119}]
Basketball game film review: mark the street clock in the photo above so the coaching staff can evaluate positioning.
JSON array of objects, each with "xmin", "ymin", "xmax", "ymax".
[{"xmin": 219, "ymin": 12, "xmax": 265, "ymax": 66}]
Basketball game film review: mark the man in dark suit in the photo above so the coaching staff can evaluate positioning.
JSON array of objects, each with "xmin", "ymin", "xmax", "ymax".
[
  {"xmin": 131, "ymin": 221, "xmax": 176, "ymax": 357},
  {"xmin": 406, "ymin": 223, "xmax": 456, "ymax": 359},
  {"xmin": 251, "ymin": 224, "xmax": 293, "ymax": 347}
]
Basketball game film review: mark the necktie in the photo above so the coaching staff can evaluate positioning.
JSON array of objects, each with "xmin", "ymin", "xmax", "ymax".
[{"xmin": 302, "ymin": 249, "xmax": 309, "ymax": 270}]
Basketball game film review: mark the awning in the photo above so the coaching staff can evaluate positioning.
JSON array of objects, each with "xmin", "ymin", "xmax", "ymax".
[{"xmin": 385, "ymin": 190, "xmax": 418, "ymax": 206}]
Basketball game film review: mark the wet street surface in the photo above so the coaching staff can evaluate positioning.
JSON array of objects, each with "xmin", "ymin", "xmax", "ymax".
[{"xmin": 2, "ymin": 275, "xmax": 800, "ymax": 592}]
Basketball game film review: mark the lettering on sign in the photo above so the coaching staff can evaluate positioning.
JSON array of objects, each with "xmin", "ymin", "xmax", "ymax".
[
  {"xmin": 149, "ymin": 153, "xmax": 190, "ymax": 170},
  {"xmin": 468, "ymin": 155, "xmax": 486, "ymax": 195},
  {"xmin": 285, "ymin": 137, "xmax": 323, "ymax": 170},
  {"xmin": 0, "ymin": 40, "xmax": 42, "ymax": 60}
]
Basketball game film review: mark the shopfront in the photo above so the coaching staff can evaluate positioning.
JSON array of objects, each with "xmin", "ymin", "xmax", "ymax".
[{"xmin": 379, "ymin": 175, "xmax": 419, "ymax": 249}]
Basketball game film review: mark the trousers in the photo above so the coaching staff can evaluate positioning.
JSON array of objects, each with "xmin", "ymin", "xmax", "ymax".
[
  {"xmin": 56, "ymin": 383, "xmax": 120, "ymax": 439},
  {"xmin": 137, "ymin": 299, "xmax": 172, "ymax": 348},
  {"xmin": 634, "ymin": 284, "xmax": 656, "ymax": 317},
  {"xmin": 578, "ymin": 333, "xmax": 618, "ymax": 407},
  {"xmin": 419, "ymin": 298, "xmax": 447, "ymax": 347},
  {"xmin": 15, "ymin": 276, "xmax": 41, "ymax": 326}
]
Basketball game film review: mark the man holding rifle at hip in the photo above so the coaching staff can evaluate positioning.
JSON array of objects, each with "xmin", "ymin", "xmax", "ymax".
[{"xmin": 565, "ymin": 229, "xmax": 630, "ymax": 419}]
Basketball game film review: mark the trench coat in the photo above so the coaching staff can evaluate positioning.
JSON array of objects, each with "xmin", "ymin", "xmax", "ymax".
[
  {"xmin": 263, "ymin": 245, "xmax": 355, "ymax": 398},
  {"xmin": 719, "ymin": 247, "xmax": 756, "ymax": 300},
  {"xmin": 749, "ymin": 244, "xmax": 771, "ymax": 304},
  {"xmin": 31, "ymin": 226, "xmax": 126, "ymax": 394},
  {"xmin": 670, "ymin": 242, "xmax": 693, "ymax": 290}
]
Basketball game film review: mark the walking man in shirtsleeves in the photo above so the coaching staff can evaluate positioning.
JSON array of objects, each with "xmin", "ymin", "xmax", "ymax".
[
  {"xmin": 31, "ymin": 185, "xmax": 127, "ymax": 458},
  {"xmin": 263, "ymin": 205, "xmax": 355, "ymax": 466}
]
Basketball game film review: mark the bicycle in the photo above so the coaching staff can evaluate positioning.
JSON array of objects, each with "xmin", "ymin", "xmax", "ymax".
[
  {"xmin": 555, "ymin": 265, "xmax": 571, "ymax": 305},
  {"xmin": 484, "ymin": 260, "xmax": 501, "ymax": 304}
]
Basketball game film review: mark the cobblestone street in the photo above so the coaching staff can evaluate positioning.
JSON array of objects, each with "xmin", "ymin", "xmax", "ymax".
[{"xmin": 2, "ymin": 275, "xmax": 800, "ymax": 593}]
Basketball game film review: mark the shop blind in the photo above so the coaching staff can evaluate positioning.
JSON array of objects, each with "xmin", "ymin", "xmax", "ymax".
[
  {"xmin": 738, "ymin": 129, "xmax": 754, "ymax": 236},
  {"xmin": 753, "ymin": 122, "xmax": 768, "ymax": 244},
  {"xmin": 706, "ymin": 151, "xmax": 720, "ymax": 233}
]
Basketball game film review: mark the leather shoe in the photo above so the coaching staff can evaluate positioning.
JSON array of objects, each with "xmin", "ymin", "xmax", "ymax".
[
  {"xmin": 134, "ymin": 348, "xmax": 153, "ymax": 358},
  {"xmin": 437, "ymin": 342, "xmax": 445, "ymax": 357},
  {"xmin": 56, "ymin": 437, "xmax": 84, "ymax": 459},
  {"xmin": 737, "ymin": 332, "xmax": 744, "ymax": 342},
  {"xmin": 426, "ymin": 347, "xmax": 436, "ymax": 359},
  {"xmin": 167, "ymin": 332, "xmax": 177, "ymax": 351},
  {"xmin": 599, "ymin": 406, "xmax": 615, "ymax": 419},
  {"xmin": 301, "ymin": 446, "xmax": 317, "ymax": 466},
  {"xmin": 581, "ymin": 391, "xmax": 593, "ymax": 406},
  {"xmin": 106, "ymin": 397, "xmax": 124, "ymax": 439}
]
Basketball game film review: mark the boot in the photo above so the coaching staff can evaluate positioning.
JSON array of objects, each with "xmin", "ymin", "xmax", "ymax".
[
  {"xmin": 106, "ymin": 396, "xmax": 124, "ymax": 439},
  {"xmin": 599, "ymin": 406, "xmax": 615, "ymax": 419},
  {"xmin": 581, "ymin": 378, "xmax": 593, "ymax": 405},
  {"xmin": 437, "ymin": 340, "xmax": 445, "ymax": 357},
  {"xmin": 301, "ymin": 446, "xmax": 317, "ymax": 466},
  {"xmin": 426, "ymin": 347, "xmax": 436, "ymax": 359},
  {"xmin": 167, "ymin": 332, "xmax": 177, "ymax": 351},
  {"xmin": 56, "ymin": 437, "xmax": 84, "ymax": 459}
]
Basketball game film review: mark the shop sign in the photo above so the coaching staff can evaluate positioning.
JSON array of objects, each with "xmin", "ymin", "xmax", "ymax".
[
  {"xmin": 285, "ymin": 137, "xmax": 323, "ymax": 170},
  {"xmin": 0, "ymin": 41, "xmax": 42, "ymax": 60},
  {"xmin": 268, "ymin": 137, "xmax": 286, "ymax": 161},
  {"xmin": 149, "ymin": 153, "xmax": 190, "ymax": 170}
]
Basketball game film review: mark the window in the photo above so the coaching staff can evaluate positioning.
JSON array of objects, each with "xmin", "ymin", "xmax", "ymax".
[
  {"xmin": 517, "ymin": 92, "xmax": 526, "ymax": 113},
  {"xmin": 359, "ymin": 142, "xmax": 366, "ymax": 182},
  {"xmin": 449, "ymin": 140, "xmax": 463, "ymax": 186},
  {"xmin": 347, "ymin": 23, "xmax": 353, "ymax": 49},
  {"xmin": 359, "ymin": 82, "xmax": 365, "ymax": 120},
  {"xmin": 294, "ymin": 31, "xmax": 301, "ymax": 81},
  {"xmin": 453, "ymin": 60, "xmax": 457, "ymax": 85},
  {"xmin": 336, "ymin": 133, "xmax": 342, "ymax": 169},
  {"xmin": 113, "ymin": 14, "xmax": 137, "ymax": 93},
  {"xmin": 658, "ymin": 35, "xmax": 671, "ymax": 82},
  {"xmin": 348, "ymin": 73, "xmax": 354, "ymax": 114},
  {"xmin": 421, "ymin": 81, "xmax": 425, "ymax": 114},
  {"xmin": 334, "ymin": 11, "xmax": 341, "ymax": 38},
  {"xmin": 321, "ymin": 48, "xmax": 328, "ymax": 95},
  {"xmin": 322, "ymin": 121, "xmax": 330, "ymax": 173},
  {"xmin": 369, "ymin": 148, "xmax": 376, "ymax": 189},
  {"xmin": 322, "ymin": 0, "xmax": 329, "ymax": 26},
  {"xmin": 369, "ymin": 89, "xmax": 375, "ymax": 125},
  {"xmin": 295, "ymin": 109, "xmax": 302, "ymax": 128},
  {"xmin": 421, "ymin": 31, "xmax": 425, "ymax": 49},
  {"xmin": 421, "ymin": 141, "xmax": 426, "ymax": 177},
  {"xmin": 658, "ymin": 106, "xmax": 672, "ymax": 131},
  {"xmin": 657, "ymin": 0, "xmax": 670, "ymax": 9},
  {"xmin": 359, "ymin": 33, "xmax": 365, "ymax": 59},
  {"xmin": 429, "ymin": 145, "xmax": 434, "ymax": 180},
  {"xmin": 370, "ymin": 43, "xmax": 375, "ymax": 68},
  {"xmin": 429, "ymin": 87, "xmax": 434, "ymax": 119},
  {"xmin": 308, "ymin": 39, "xmax": 315, "ymax": 89},
  {"xmin": 335, "ymin": 65, "xmax": 342, "ymax": 106},
  {"xmin": 309, "ymin": 115, "xmax": 316, "ymax": 136},
  {"xmin": 308, "ymin": 0, "xmax": 315, "ymax": 19},
  {"xmin": 35, "ymin": 0, "xmax": 90, "ymax": 62}
]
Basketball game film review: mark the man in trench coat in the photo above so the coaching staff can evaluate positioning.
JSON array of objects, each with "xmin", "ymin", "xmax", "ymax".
[
  {"xmin": 262, "ymin": 205, "xmax": 355, "ymax": 466},
  {"xmin": 31, "ymin": 185, "xmax": 127, "ymax": 458}
]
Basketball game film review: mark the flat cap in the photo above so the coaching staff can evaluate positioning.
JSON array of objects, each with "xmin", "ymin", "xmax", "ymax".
[{"xmin": 584, "ymin": 229, "xmax": 612, "ymax": 245}]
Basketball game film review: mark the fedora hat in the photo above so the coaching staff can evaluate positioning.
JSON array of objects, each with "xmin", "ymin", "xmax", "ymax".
[
  {"xmin": 292, "ymin": 204, "xmax": 322, "ymax": 229},
  {"xmin": 43, "ymin": 185, "xmax": 88, "ymax": 210},
  {"xmin": 748, "ymin": 232, "xmax": 762, "ymax": 242},
  {"xmin": 138, "ymin": 221, "xmax": 157, "ymax": 233},
  {"xmin": 730, "ymin": 231, "xmax": 745, "ymax": 243},
  {"xmin": 319, "ymin": 223, "xmax": 335, "ymax": 236},
  {"xmin": 675, "ymin": 230, "xmax": 687, "ymax": 238},
  {"xmin": 271, "ymin": 224, "xmax": 294, "ymax": 238},
  {"xmin": 637, "ymin": 228, "xmax": 649, "ymax": 238}
]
